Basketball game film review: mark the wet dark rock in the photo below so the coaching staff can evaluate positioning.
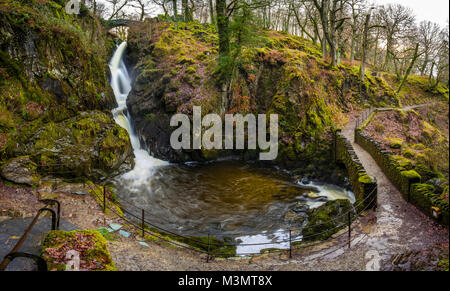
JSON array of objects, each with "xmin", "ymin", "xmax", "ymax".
[
  {"xmin": 316, "ymin": 197, "xmax": 329, "ymax": 202},
  {"xmin": 0, "ymin": 156, "xmax": 39, "ymax": 186},
  {"xmin": 291, "ymin": 203, "xmax": 310, "ymax": 214},
  {"xmin": 303, "ymin": 199, "xmax": 354, "ymax": 242},
  {"xmin": 301, "ymin": 177, "xmax": 311, "ymax": 185},
  {"xmin": 382, "ymin": 244, "xmax": 449, "ymax": 271},
  {"xmin": 39, "ymin": 77, "xmax": 66, "ymax": 104},
  {"xmin": 284, "ymin": 210, "xmax": 308, "ymax": 226},
  {"xmin": 428, "ymin": 178, "xmax": 448, "ymax": 194}
]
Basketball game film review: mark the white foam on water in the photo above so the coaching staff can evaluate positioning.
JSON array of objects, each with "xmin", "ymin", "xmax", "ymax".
[
  {"xmin": 236, "ymin": 229, "xmax": 302, "ymax": 255},
  {"xmin": 109, "ymin": 42, "xmax": 168, "ymax": 190}
]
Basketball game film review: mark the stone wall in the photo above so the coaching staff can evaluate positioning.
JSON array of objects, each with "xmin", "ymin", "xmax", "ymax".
[
  {"xmin": 334, "ymin": 130, "xmax": 377, "ymax": 212},
  {"xmin": 355, "ymin": 129, "xmax": 449, "ymax": 226}
]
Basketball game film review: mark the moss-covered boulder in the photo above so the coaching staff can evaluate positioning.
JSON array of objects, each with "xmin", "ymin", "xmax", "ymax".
[
  {"xmin": 388, "ymin": 138, "xmax": 403, "ymax": 149},
  {"xmin": 41, "ymin": 230, "xmax": 116, "ymax": 271},
  {"xmin": 0, "ymin": 156, "xmax": 39, "ymax": 186},
  {"xmin": 16, "ymin": 111, "xmax": 134, "ymax": 180},
  {"xmin": 302, "ymin": 199, "xmax": 354, "ymax": 242}
]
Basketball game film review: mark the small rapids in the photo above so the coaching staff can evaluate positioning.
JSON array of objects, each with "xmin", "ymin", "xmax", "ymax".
[{"xmin": 108, "ymin": 42, "xmax": 354, "ymax": 255}]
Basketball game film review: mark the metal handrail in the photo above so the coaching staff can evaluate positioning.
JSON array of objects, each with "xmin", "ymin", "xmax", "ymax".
[{"xmin": 0, "ymin": 200, "xmax": 60, "ymax": 271}]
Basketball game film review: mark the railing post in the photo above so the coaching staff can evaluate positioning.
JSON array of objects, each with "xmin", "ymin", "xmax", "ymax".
[
  {"xmin": 348, "ymin": 212, "xmax": 351, "ymax": 249},
  {"xmin": 206, "ymin": 234, "xmax": 211, "ymax": 263},
  {"xmin": 289, "ymin": 229, "xmax": 292, "ymax": 259},
  {"xmin": 141, "ymin": 209, "xmax": 145, "ymax": 237},
  {"xmin": 103, "ymin": 186, "xmax": 106, "ymax": 213},
  {"xmin": 39, "ymin": 208, "xmax": 57, "ymax": 231}
]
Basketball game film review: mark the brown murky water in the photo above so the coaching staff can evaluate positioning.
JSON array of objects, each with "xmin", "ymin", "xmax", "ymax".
[{"xmin": 114, "ymin": 160, "xmax": 354, "ymax": 243}]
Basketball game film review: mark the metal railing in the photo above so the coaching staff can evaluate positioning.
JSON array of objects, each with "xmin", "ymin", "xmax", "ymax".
[
  {"xmin": 355, "ymin": 107, "xmax": 375, "ymax": 129},
  {"xmin": 91, "ymin": 183, "xmax": 377, "ymax": 260},
  {"xmin": 0, "ymin": 199, "xmax": 60, "ymax": 271},
  {"xmin": 31, "ymin": 163, "xmax": 378, "ymax": 261}
]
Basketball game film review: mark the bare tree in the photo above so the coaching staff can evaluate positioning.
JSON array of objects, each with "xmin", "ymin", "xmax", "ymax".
[
  {"xmin": 377, "ymin": 4, "xmax": 415, "ymax": 71},
  {"xmin": 417, "ymin": 20, "xmax": 441, "ymax": 75},
  {"xmin": 106, "ymin": 0, "xmax": 131, "ymax": 20},
  {"xmin": 130, "ymin": 0, "xmax": 156, "ymax": 21}
]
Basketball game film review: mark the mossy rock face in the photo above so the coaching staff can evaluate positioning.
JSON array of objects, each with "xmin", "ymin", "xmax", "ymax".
[
  {"xmin": 302, "ymin": 199, "xmax": 354, "ymax": 242},
  {"xmin": 41, "ymin": 230, "xmax": 116, "ymax": 271},
  {"xmin": 393, "ymin": 155, "xmax": 414, "ymax": 170},
  {"xmin": 387, "ymin": 138, "xmax": 403, "ymax": 149},
  {"xmin": 402, "ymin": 148, "xmax": 416, "ymax": 159},
  {"xmin": 16, "ymin": 111, "xmax": 134, "ymax": 180},
  {"xmin": 0, "ymin": 156, "xmax": 39, "ymax": 186},
  {"xmin": 401, "ymin": 170, "xmax": 422, "ymax": 181},
  {"xmin": 414, "ymin": 164, "xmax": 439, "ymax": 182}
]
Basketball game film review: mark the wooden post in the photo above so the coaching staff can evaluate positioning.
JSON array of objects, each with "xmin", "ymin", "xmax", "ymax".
[
  {"xmin": 103, "ymin": 186, "xmax": 106, "ymax": 213},
  {"xmin": 289, "ymin": 229, "xmax": 292, "ymax": 259},
  {"xmin": 348, "ymin": 212, "xmax": 351, "ymax": 249},
  {"xmin": 207, "ymin": 234, "xmax": 211, "ymax": 263},
  {"xmin": 141, "ymin": 209, "xmax": 145, "ymax": 237}
]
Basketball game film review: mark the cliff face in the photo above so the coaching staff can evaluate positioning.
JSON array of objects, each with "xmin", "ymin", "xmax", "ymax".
[
  {"xmin": 126, "ymin": 21, "xmax": 407, "ymax": 179},
  {"xmin": 0, "ymin": 1, "xmax": 134, "ymax": 181}
]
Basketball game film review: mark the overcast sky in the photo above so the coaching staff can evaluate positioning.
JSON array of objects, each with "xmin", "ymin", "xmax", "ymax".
[{"xmin": 372, "ymin": 0, "xmax": 449, "ymax": 27}]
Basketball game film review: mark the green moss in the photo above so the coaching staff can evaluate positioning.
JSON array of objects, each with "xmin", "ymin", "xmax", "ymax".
[
  {"xmin": 401, "ymin": 170, "xmax": 421, "ymax": 180},
  {"xmin": 393, "ymin": 155, "xmax": 414, "ymax": 170},
  {"xmin": 402, "ymin": 148, "xmax": 416, "ymax": 159},
  {"xmin": 414, "ymin": 164, "xmax": 438, "ymax": 182},
  {"xmin": 87, "ymin": 181, "xmax": 124, "ymax": 217},
  {"xmin": 185, "ymin": 65, "xmax": 197, "ymax": 74},
  {"xmin": 0, "ymin": 107, "xmax": 15, "ymax": 129},
  {"xmin": 387, "ymin": 137, "xmax": 403, "ymax": 149},
  {"xmin": 302, "ymin": 199, "xmax": 354, "ymax": 242},
  {"xmin": 358, "ymin": 174, "xmax": 373, "ymax": 184},
  {"xmin": 41, "ymin": 230, "xmax": 116, "ymax": 271}
]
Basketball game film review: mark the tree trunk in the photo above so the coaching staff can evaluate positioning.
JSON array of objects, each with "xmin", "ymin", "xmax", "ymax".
[
  {"xmin": 428, "ymin": 61, "xmax": 435, "ymax": 88},
  {"xmin": 360, "ymin": 12, "xmax": 371, "ymax": 81},
  {"xmin": 172, "ymin": 0, "xmax": 178, "ymax": 19},
  {"xmin": 216, "ymin": 0, "xmax": 229, "ymax": 56},
  {"xmin": 350, "ymin": 27, "xmax": 356, "ymax": 62},
  {"xmin": 383, "ymin": 37, "xmax": 392, "ymax": 71},
  {"xmin": 397, "ymin": 43, "xmax": 420, "ymax": 94},
  {"xmin": 420, "ymin": 54, "xmax": 429, "ymax": 76},
  {"xmin": 209, "ymin": 0, "xmax": 215, "ymax": 25},
  {"xmin": 373, "ymin": 29, "xmax": 380, "ymax": 68}
]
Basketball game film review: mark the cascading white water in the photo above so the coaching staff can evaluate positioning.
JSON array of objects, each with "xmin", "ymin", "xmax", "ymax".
[{"xmin": 109, "ymin": 42, "xmax": 168, "ymax": 188}]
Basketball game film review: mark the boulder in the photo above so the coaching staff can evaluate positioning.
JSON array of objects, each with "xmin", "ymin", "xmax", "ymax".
[
  {"xmin": 301, "ymin": 177, "xmax": 311, "ymax": 185},
  {"xmin": 284, "ymin": 211, "xmax": 308, "ymax": 226},
  {"xmin": 302, "ymin": 199, "xmax": 354, "ymax": 242},
  {"xmin": 36, "ymin": 181, "xmax": 58, "ymax": 200},
  {"xmin": 291, "ymin": 202, "xmax": 310, "ymax": 214},
  {"xmin": 0, "ymin": 156, "xmax": 39, "ymax": 186},
  {"xmin": 284, "ymin": 202, "xmax": 310, "ymax": 226},
  {"xmin": 17, "ymin": 111, "xmax": 134, "ymax": 180}
]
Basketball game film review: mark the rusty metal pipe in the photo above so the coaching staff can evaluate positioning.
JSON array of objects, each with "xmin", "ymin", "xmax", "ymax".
[
  {"xmin": 0, "ymin": 211, "xmax": 43, "ymax": 271},
  {"xmin": 0, "ymin": 201, "xmax": 57, "ymax": 271}
]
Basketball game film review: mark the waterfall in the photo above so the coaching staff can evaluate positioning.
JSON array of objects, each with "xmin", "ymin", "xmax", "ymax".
[{"xmin": 109, "ymin": 42, "xmax": 168, "ymax": 187}]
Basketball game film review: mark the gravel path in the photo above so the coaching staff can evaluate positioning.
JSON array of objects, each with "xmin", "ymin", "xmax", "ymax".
[{"xmin": 340, "ymin": 115, "xmax": 448, "ymax": 270}]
